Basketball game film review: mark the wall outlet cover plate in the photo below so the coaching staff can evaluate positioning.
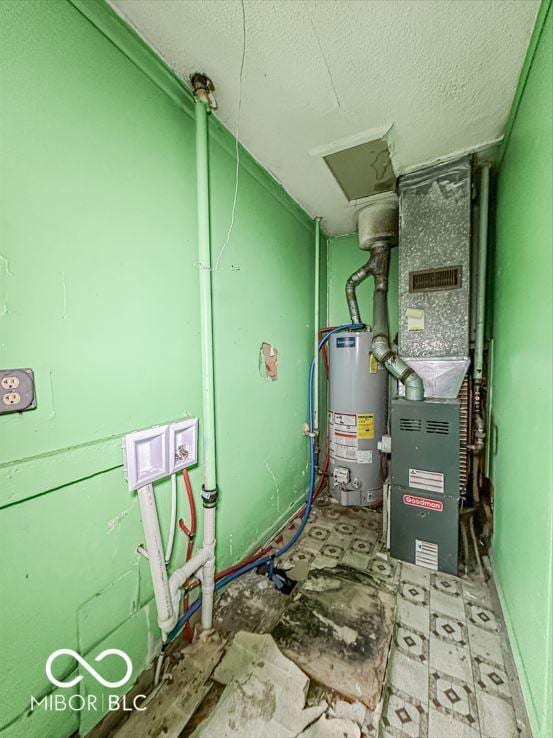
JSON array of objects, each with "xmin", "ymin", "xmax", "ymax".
[{"xmin": 0, "ymin": 368, "xmax": 36, "ymax": 414}]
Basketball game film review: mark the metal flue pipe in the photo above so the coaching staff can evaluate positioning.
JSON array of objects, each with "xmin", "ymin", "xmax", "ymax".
[
  {"xmin": 345, "ymin": 204, "xmax": 424, "ymax": 401},
  {"xmin": 368, "ymin": 241, "xmax": 424, "ymax": 401}
]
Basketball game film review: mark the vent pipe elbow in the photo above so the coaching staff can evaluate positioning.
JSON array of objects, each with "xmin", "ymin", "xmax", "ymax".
[
  {"xmin": 349, "ymin": 197, "xmax": 424, "ymax": 401},
  {"xmin": 345, "ymin": 261, "xmax": 372, "ymax": 325}
]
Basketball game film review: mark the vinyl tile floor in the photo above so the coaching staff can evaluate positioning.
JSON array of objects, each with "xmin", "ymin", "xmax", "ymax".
[
  {"xmin": 269, "ymin": 495, "xmax": 530, "ymax": 738},
  {"xmin": 113, "ymin": 493, "xmax": 531, "ymax": 738}
]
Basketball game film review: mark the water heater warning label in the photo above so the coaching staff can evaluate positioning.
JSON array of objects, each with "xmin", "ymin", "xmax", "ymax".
[
  {"xmin": 329, "ymin": 411, "xmax": 375, "ymax": 463},
  {"xmin": 357, "ymin": 414, "xmax": 374, "ymax": 439},
  {"xmin": 409, "ymin": 468, "xmax": 444, "ymax": 494}
]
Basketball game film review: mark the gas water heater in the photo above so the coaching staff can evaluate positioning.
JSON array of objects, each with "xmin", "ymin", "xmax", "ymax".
[
  {"xmin": 328, "ymin": 329, "xmax": 387, "ymax": 506},
  {"xmin": 328, "ymin": 192, "xmax": 410, "ymax": 507}
]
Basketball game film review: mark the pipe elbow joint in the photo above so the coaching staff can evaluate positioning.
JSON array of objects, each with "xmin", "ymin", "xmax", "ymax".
[{"xmin": 404, "ymin": 370, "xmax": 424, "ymax": 401}]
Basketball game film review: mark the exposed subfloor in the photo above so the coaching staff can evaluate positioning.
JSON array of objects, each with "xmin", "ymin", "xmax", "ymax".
[{"xmin": 112, "ymin": 494, "xmax": 529, "ymax": 738}]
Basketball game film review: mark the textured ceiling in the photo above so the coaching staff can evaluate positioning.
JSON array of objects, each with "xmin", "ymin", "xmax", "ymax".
[{"xmin": 109, "ymin": 0, "xmax": 539, "ymax": 235}]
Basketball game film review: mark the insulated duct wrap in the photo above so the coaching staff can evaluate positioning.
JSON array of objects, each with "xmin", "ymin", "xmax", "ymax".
[{"xmin": 398, "ymin": 158, "xmax": 471, "ymax": 359}]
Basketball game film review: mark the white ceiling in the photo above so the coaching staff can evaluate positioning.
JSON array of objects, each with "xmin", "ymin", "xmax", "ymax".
[{"xmin": 110, "ymin": 0, "xmax": 539, "ymax": 236}]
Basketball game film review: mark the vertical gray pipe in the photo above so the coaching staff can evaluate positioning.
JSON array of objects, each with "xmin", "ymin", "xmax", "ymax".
[
  {"xmin": 474, "ymin": 164, "xmax": 490, "ymax": 383},
  {"xmin": 346, "ymin": 240, "xmax": 424, "ymax": 401}
]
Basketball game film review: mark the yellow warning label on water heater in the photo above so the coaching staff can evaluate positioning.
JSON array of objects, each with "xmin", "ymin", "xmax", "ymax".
[
  {"xmin": 357, "ymin": 413, "xmax": 375, "ymax": 439},
  {"xmin": 369, "ymin": 354, "xmax": 378, "ymax": 374}
]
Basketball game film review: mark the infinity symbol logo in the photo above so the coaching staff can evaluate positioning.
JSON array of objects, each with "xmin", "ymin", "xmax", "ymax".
[{"xmin": 45, "ymin": 648, "xmax": 133, "ymax": 689}]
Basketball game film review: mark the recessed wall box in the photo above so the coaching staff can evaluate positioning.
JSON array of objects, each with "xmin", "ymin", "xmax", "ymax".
[
  {"xmin": 123, "ymin": 418, "xmax": 199, "ymax": 491},
  {"xmin": 123, "ymin": 425, "xmax": 170, "ymax": 492},
  {"xmin": 169, "ymin": 418, "xmax": 198, "ymax": 473}
]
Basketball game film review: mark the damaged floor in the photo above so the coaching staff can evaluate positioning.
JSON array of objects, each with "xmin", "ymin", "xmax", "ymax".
[{"xmin": 112, "ymin": 495, "xmax": 529, "ymax": 738}]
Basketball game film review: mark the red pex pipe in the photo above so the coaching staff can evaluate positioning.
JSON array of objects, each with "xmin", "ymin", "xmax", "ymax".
[{"xmin": 182, "ymin": 453, "xmax": 330, "ymax": 595}]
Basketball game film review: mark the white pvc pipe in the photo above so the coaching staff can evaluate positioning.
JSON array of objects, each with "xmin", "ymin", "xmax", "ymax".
[
  {"xmin": 168, "ymin": 548, "xmax": 211, "ymax": 616},
  {"xmin": 164, "ymin": 473, "xmax": 177, "ymax": 563},
  {"xmin": 313, "ymin": 217, "xmax": 321, "ymax": 432},
  {"xmin": 137, "ymin": 484, "xmax": 174, "ymax": 634},
  {"xmin": 200, "ymin": 505, "xmax": 216, "ymax": 629}
]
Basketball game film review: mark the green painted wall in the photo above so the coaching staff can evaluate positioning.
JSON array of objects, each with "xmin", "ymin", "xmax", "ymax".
[
  {"xmin": 0, "ymin": 1, "xmax": 318, "ymax": 735},
  {"xmin": 327, "ymin": 233, "xmax": 398, "ymax": 333},
  {"xmin": 491, "ymin": 4, "xmax": 553, "ymax": 736}
]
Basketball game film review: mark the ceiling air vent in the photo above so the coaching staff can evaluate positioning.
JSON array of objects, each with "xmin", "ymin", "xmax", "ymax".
[
  {"xmin": 409, "ymin": 266, "xmax": 462, "ymax": 293},
  {"xmin": 400, "ymin": 418, "xmax": 422, "ymax": 432}
]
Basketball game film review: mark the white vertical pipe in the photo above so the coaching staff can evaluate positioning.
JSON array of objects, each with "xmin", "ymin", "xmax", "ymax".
[
  {"xmin": 195, "ymin": 98, "xmax": 218, "ymax": 492},
  {"xmin": 200, "ymin": 506, "xmax": 216, "ymax": 629},
  {"xmin": 164, "ymin": 473, "xmax": 177, "ymax": 563},
  {"xmin": 313, "ymin": 217, "xmax": 321, "ymax": 432},
  {"xmin": 194, "ymin": 91, "xmax": 218, "ymax": 630},
  {"xmin": 137, "ymin": 484, "xmax": 174, "ymax": 634}
]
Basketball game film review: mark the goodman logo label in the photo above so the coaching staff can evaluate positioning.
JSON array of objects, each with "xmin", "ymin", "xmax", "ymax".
[
  {"xmin": 46, "ymin": 648, "xmax": 133, "ymax": 689},
  {"xmin": 403, "ymin": 494, "xmax": 443, "ymax": 512},
  {"xmin": 32, "ymin": 649, "xmax": 146, "ymax": 713}
]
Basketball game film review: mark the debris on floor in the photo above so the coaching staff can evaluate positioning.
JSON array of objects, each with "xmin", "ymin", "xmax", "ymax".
[
  {"xmin": 272, "ymin": 564, "xmax": 395, "ymax": 708},
  {"xmin": 214, "ymin": 569, "xmax": 290, "ymax": 634},
  {"xmin": 190, "ymin": 632, "xmax": 327, "ymax": 737},
  {"xmin": 114, "ymin": 631, "xmax": 227, "ymax": 738},
  {"xmin": 109, "ymin": 494, "xmax": 528, "ymax": 738},
  {"xmin": 296, "ymin": 714, "xmax": 361, "ymax": 738}
]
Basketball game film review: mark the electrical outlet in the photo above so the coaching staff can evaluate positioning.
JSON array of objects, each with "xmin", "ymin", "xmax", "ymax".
[
  {"xmin": 0, "ymin": 369, "xmax": 36, "ymax": 414},
  {"xmin": 1, "ymin": 376, "xmax": 20, "ymax": 390},
  {"xmin": 3, "ymin": 392, "xmax": 21, "ymax": 406}
]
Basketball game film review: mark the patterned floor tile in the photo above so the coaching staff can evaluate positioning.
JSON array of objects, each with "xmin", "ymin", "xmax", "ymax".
[
  {"xmin": 341, "ymin": 548, "xmax": 371, "ymax": 572},
  {"xmin": 462, "ymin": 579, "xmax": 493, "ymax": 609},
  {"xmin": 369, "ymin": 555, "xmax": 401, "ymax": 589},
  {"xmin": 359, "ymin": 513, "xmax": 383, "ymax": 533},
  {"xmin": 401, "ymin": 561, "xmax": 431, "ymax": 587},
  {"xmin": 395, "ymin": 623, "xmax": 429, "ymax": 663},
  {"xmin": 467, "ymin": 624, "xmax": 504, "ymax": 665},
  {"xmin": 429, "ymin": 635, "xmax": 473, "ymax": 684},
  {"xmin": 351, "ymin": 536, "xmax": 374, "ymax": 554},
  {"xmin": 430, "ymin": 669, "xmax": 478, "ymax": 728},
  {"xmin": 397, "ymin": 595, "xmax": 430, "ymax": 634},
  {"xmin": 381, "ymin": 685, "xmax": 428, "ymax": 737},
  {"xmin": 284, "ymin": 549, "xmax": 315, "ymax": 581},
  {"xmin": 428, "ymin": 706, "xmax": 480, "ymax": 738},
  {"xmin": 320, "ymin": 543, "xmax": 344, "ymax": 559},
  {"xmin": 431, "ymin": 571, "xmax": 463, "ymax": 598},
  {"xmin": 476, "ymin": 689, "xmax": 518, "ymax": 738},
  {"xmin": 431, "ymin": 613, "xmax": 468, "ymax": 647},
  {"xmin": 472, "ymin": 654, "xmax": 511, "ymax": 700},
  {"xmin": 430, "ymin": 588, "xmax": 466, "ymax": 620},
  {"xmin": 400, "ymin": 580, "xmax": 429, "ymax": 607},
  {"xmin": 306, "ymin": 525, "xmax": 330, "ymax": 543},
  {"xmin": 466, "ymin": 602, "xmax": 499, "ymax": 633},
  {"xmin": 387, "ymin": 647, "xmax": 429, "ymax": 703}
]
